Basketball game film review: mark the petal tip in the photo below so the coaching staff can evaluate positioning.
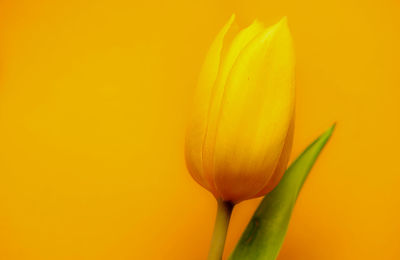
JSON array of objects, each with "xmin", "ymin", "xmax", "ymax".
[
  {"xmin": 229, "ymin": 13, "xmax": 236, "ymax": 23},
  {"xmin": 275, "ymin": 16, "xmax": 290, "ymax": 31}
]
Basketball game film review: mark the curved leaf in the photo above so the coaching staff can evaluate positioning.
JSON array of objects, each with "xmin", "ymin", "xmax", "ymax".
[{"xmin": 230, "ymin": 124, "xmax": 335, "ymax": 260}]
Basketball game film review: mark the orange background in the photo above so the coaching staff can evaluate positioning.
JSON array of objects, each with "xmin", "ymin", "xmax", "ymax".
[{"xmin": 0, "ymin": 0, "xmax": 399, "ymax": 259}]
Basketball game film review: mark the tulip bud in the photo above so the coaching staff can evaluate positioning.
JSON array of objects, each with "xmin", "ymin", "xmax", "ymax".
[{"xmin": 185, "ymin": 15, "xmax": 295, "ymax": 203}]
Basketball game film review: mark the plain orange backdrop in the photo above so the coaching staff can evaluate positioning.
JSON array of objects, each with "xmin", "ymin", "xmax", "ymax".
[{"xmin": 0, "ymin": 0, "xmax": 399, "ymax": 259}]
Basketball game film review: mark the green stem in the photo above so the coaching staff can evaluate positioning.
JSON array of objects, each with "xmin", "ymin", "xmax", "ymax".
[{"xmin": 208, "ymin": 200, "xmax": 234, "ymax": 260}]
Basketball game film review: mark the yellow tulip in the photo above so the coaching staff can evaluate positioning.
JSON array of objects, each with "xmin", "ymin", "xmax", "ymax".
[{"xmin": 185, "ymin": 15, "xmax": 295, "ymax": 204}]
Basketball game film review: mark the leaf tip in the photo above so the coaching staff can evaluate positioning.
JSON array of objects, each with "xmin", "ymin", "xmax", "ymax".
[
  {"xmin": 329, "ymin": 122, "xmax": 337, "ymax": 133},
  {"xmin": 321, "ymin": 122, "xmax": 336, "ymax": 140}
]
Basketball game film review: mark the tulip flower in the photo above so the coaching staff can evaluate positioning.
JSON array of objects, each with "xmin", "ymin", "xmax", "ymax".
[
  {"xmin": 184, "ymin": 14, "xmax": 295, "ymax": 259},
  {"xmin": 185, "ymin": 15, "xmax": 295, "ymax": 259},
  {"xmin": 185, "ymin": 14, "xmax": 295, "ymax": 204}
]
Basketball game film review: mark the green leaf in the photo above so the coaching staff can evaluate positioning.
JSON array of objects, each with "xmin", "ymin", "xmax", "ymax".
[{"xmin": 229, "ymin": 124, "xmax": 336, "ymax": 260}]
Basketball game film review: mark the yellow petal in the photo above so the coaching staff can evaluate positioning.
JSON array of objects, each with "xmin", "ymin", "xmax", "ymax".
[
  {"xmin": 210, "ymin": 18, "xmax": 295, "ymax": 202},
  {"xmin": 184, "ymin": 15, "xmax": 235, "ymax": 191},
  {"xmin": 202, "ymin": 19, "xmax": 266, "ymax": 197},
  {"xmin": 253, "ymin": 116, "xmax": 295, "ymax": 198}
]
